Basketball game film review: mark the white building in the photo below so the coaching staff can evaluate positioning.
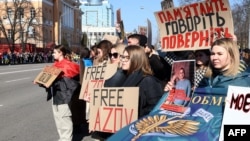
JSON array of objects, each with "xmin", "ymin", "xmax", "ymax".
[{"xmin": 80, "ymin": 0, "xmax": 116, "ymax": 46}]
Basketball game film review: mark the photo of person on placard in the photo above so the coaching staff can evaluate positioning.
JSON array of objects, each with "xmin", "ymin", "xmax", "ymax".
[{"xmin": 164, "ymin": 60, "xmax": 195, "ymax": 108}]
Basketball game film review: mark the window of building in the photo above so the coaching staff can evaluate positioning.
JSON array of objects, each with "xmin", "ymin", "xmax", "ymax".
[
  {"xmin": 30, "ymin": 8, "xmax": 35, "ymax": 18},
  {"xmin": 7, "ymin": 29, "xmax": 12, "ymax": 39},
  {"xmin": 17, "ymin": 8, "xmax": 24, "ymax": 19},
  {"xmin": 28, "ymin": 27, "xmax": 35, "ymax": 38},
  {"xmin": 7, "ymin": 8, "xmax": 12, "ymax": 17}
]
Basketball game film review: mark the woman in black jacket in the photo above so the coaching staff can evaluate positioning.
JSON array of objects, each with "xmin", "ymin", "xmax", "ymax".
[
  {"xmin": 36, "ymin": 45, "xmax": 80, "ymax": 141},
  {"xmin": 120, "ymin": 45, "xmax": 164, "ymax": 118},
  {"xmin": 92, "ymin": 45, "xmax": 164, "ymax": 141}
]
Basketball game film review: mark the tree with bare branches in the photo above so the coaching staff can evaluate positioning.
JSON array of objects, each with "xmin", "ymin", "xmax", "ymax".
[{"xmin": 0, "ymin": 0, "xmax": 42, "ymax": 53}]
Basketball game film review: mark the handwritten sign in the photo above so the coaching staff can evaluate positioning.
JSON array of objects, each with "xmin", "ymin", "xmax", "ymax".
[
  {"xmin": 79, "ymin": 64, "xmax": 117, "ymax": 101},
  {"xmin": 34, "ymin": 66, "xmax": 62, "ymax": 88},
  {"xmin": 219, "ymin": 86, "xmax": 250, "ymax": 141},
  {"xmin": 154, "ymin": 0, "xmax": 234, "ymax": 51},
  {"xmin": 89, "ymin": 87, "xmax": 139, "ymax": 133},
  {"xmin": 103, "ymin": 34, "xmax": 120, "ymax": 45},
  {"xmin": 79, "ymin": 64, "xmax": 117, "ymax": 120}
]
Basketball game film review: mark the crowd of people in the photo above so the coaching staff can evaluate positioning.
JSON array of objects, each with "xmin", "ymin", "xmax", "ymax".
[
  {"xmin": 0, "ymin": 51, "xmax": 54, "ymax": 65},
  {"xmin": 34, "ymin": 32, "xmax": 250, "ymax": 141}
]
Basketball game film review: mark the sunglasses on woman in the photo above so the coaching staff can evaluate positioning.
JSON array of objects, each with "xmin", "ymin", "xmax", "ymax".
[{"xmin": 109, "ymin": 52, "xmax": 119, "ymax": 59}]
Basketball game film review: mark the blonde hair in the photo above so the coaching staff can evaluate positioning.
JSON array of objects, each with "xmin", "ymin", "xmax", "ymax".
[{"xmin": 210, "ymin": 38, "xmax": 240, "ymax": 76}]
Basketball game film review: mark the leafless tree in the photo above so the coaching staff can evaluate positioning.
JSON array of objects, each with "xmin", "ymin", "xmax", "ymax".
[
  {"xmin": 0, "ymin": 0, "xmax": 42, "ymax": 53},
  {"xmin": 232, "ymin": 0, "xmax": 250, "ymax": 48}
]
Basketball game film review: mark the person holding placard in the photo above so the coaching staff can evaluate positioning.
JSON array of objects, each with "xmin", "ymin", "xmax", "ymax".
[
  {"xmin": 168, "ymin": 67, "xmax": 191, "ymax": 106},
  {"xmin": 104, "ymin": 43, "xmax": 127, "ymax": 87},
  {"xmin": 120, "ymin": 45, "xmax": 164, "ymax": 118},
  {"xmin": 35, "ymin": 45, "xmax": 80, "ymax": 141},
  {"xmin": 144, "ymin": 44, "xmax": 171, "ymax": 86}
]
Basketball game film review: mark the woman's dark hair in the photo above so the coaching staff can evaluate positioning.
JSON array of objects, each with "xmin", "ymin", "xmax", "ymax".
[
  {"xmin": 54, "ymin": 45, "xmax": 71, "ymax": 57},
  {"xmin": 96, "ymin": 40, "xmax": 112, "ymax": 62},
  {"xmin": 90, "ymin": 45, "xmax": 98, "ymax": 56},
  {"xmin": 80, "ymin": 47, "xmax": 90, "ymax": 59}
]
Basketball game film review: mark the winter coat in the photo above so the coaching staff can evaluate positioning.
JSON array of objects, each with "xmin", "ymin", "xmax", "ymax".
[
  {"xmin": 198, "ymin": 71, "xmax": 250, "ymax": 90},
  {"xmin": 104, "ymin": 68, "xmax": 126, "ymax": 87},
  {"xmin": 46, "ymin": 76, "xmax": 81, "ymax": 105},
  {"xmin": 122, "ymin": 70, "xmax": 164, "ymax": 118},
  {"xmin": 46, "ymin": 59, "xmax": 81, "ymax": 105}
]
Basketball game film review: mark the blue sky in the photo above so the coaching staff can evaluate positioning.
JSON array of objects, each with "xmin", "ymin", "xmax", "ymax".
[{"xmin": 109, "ymin": 0, "xmax": 236, "ymax": 44}]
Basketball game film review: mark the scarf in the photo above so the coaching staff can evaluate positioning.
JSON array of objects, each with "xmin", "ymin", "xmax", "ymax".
[{"xmin": 53, "ymin": 59, "xmax": 80, "ymax": 78}]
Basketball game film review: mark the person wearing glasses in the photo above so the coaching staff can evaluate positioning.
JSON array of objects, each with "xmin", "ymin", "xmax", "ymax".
[
  {"xmin": 35, "ymin": 45, "xmax": 80, "ymax": 141},
  {"xmin": 108, "ymin": 43, "xmax": 126, "ymax": 66},
  {"xmin": 94, "ymin": 45, "xmax": 163, "ymax": 140},
  {"xmin": 104, "ymin": 43, "xmax": 127, "ymax": 87},
  {"xmin": 93, "ymin": 43, "xmax": 127, "ymax": 140},
  {"xmin": 121, "ymin": 45, "xmax": 163, "ymax": 118}
]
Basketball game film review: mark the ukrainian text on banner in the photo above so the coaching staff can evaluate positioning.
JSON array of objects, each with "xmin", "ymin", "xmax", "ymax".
[
  {"xmin": 107, "ymin": 87, "xmax": 227, "ymax": 141},
  {"xmin": 154, "ymin": 0, "xmax": 234, "ymax": 51},
  {"xmin": 219, "ymin": 86, "xmax": 250, "ymax": 141},
  {"xmin": 89, "ymin": 87, "xmax": 139, "ymax": 133}
]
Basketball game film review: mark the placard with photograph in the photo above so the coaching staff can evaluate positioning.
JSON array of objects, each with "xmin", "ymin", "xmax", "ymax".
[{"xmin": 161, "ymin": 60, "xmax": 195, "ymax": 113}]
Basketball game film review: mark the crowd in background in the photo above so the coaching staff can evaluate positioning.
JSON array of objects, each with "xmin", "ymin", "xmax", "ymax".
[{"xmin": 0, "ymin": 51, "xmax": 54, "ymax": 65}]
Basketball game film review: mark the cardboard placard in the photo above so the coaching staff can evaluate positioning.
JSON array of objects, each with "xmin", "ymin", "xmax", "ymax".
[
  {"xmin": 34, "ymin": 66, "xmax": 62, "ymax": 88},
  {"xmin": 219, "ymin": 86, "xmax": 250, "ymax": 141},
  {"xmin": 161, "ymin": 60, "xmax": 195, "ymax": 113},
  {"xmin": 79, "ymin": 64, "xmax": 118, "ymax": 101},
  {"xmin": 154, "ymin": 0, "xmax": 234, "ymax": 51},
  {"xmin": 102, "ymin": 34, "xmax": 120, "ymax": 45},
  {"xmin": 89, "ymin": 87, "xmax": 139, "ymax": 133}
]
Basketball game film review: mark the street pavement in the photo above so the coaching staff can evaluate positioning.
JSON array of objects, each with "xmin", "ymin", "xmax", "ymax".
[{"xmin": 0, "ymin": 63, "xmax": 91, "ymax": 141}]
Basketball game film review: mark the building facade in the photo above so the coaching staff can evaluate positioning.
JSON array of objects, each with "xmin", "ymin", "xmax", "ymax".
[
  {"xmin": 0, "ymin": 0, "xmax": 83, "ymax": 53},
  {"xmin": 80, "ymin": 0, "xmax": 116, "ymax": 46}
]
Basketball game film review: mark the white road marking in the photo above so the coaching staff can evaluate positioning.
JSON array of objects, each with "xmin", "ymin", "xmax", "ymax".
[
  {"xmin": 5, "ymin": 77, "xmax": 31, "ymax": 83},
  {"xmin": 0, "ymin": 68, "xmax": 42, "ymax": 75}
]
